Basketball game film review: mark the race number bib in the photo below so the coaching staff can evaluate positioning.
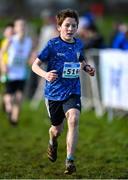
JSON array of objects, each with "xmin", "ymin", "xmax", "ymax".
[
  {"xmin": 12, "ymin": 56, "xmax": 26, "ymax": 66},
  {"xmin": 62, "ymin": 62, "xmax": 80, "ymax": 78}
]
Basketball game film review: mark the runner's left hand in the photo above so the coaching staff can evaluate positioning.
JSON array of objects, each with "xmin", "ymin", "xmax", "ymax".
[{"xmin": 84, "ymin": 65, "xmax": 95, "ymax": 76}]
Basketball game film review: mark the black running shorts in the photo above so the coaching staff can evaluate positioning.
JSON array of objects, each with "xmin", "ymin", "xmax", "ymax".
[
  {"xmin": 45, "ymin": 94, "xmax": 81, "ymax": 126},
  {"xmin": 5, "ymin": 80, "xmax": 26, "ymax": 94}
]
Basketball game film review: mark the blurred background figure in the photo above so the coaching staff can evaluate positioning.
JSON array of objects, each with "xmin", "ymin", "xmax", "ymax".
[
  {"xmin": 83, "ymin": 10, "xmax": 96, "ymax": 27},
  {"xmin": 31, "ymin": 9, "xmax": 59, "ymax": 109},
  {"xmin": 119, "ymin": 30, "xmax": 128, "ymax": 50},
  {"xmin": 77, "ymin": 18, "xmax": 105, "ymax": 49},
  {"xmin": 0, "ymin": 18, "xmax": 33, "ymax": 125},
  {"xmin": 0, "ymin": 23, "xmax": 14, "ymax": 113},
  {"xmin": 77, "ymin": 16, "xmax": 90, "ymax": 43},
  {"xmin": 110, "ymin": 21, "xmax": 127, "ymax": 49},
  {"xmin": 0, "ymin": 23, "xmax": 14, "ymax": 81},
  {"xmin": 84, "ymin": 24, "xmax": 105, "ymax": 49},
  {"xmin": 38, "ymin": 9, "xmax": 59, "ymax": 51}
]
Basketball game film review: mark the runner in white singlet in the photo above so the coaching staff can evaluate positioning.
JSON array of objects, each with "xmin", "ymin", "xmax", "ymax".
[{"xmin": 0, "ymin": 18, "xmax": 33, "ymax": 125}]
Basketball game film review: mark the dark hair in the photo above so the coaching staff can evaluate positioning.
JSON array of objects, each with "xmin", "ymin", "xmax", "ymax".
[
  {"xmin": 86, "ymin": 24, "xmax": 98, "ymax": 33},
  {"xmin": 6, "ymin": 22, "xmax": 14, "ymax": 28},
  {"xmin": 56, "ymin": 9, "xmax": 79, "ymax": 26}
]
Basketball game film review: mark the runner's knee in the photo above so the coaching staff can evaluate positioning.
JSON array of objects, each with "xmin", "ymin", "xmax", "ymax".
[
  {"xmin": 68, "ymin": 112, "xmax": 79, "ymax": 128},
  {"xmin": 50, "ymin": 126, "xmax": 61, "ymax": 137},
  {"xmin": 15, "ymin": 91, "xmax": 23, "ymax": 104}
]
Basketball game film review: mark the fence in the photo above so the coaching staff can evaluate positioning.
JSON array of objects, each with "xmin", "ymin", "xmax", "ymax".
[
  {"xmin": 81, "ymin": 49, "xmax": 128, "ymax": 120},
  {"xmin": 80, "ymin": 49, "xmax": 104, "ymax": 117}
]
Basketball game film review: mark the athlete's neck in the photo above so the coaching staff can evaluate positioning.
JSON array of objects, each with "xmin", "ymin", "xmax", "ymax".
[
  {"xmin": 60, "ymin": 36, "xmax": 75, "ymax": 43},
  {"xmin": 17, "ymin": 33, "xmax": 25, "ymax": 41}
]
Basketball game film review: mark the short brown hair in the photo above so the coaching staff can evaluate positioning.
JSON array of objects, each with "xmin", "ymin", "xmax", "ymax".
[{"xmin": 56, "ymin": 9, "xmax": 79, "ymax": 26}]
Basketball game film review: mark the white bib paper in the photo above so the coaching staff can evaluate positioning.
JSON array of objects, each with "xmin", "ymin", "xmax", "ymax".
[{"xmin": 12, "ymin": 56, "xmax": 26, "ymax": 66}]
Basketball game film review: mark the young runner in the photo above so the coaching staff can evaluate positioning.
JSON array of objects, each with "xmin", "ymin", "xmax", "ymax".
[
  {"xmin": 0, "ymin": 23, "xmax": 14, "ymax": 81},
  {"xmin": 0, "ymin": 18, "xmax": 33, "ymax": 125},
  {"xmin": 32, "ymin": 9, "xmax": 95, "ymax": 174}
]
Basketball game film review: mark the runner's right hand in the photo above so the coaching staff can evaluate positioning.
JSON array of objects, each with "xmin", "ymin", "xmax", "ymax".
[{"xmin": 44, "ymin": 70, "xmax": 58, "ymax": 82}]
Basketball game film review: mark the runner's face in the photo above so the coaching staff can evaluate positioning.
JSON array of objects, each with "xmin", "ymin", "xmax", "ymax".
[
  {"xmin": 4, "ymin": 27, "xmax": 14, "ymax": 38},
  {"xmin": 14, "ymin": 20, "xmax": 26, "ymax": 34},
  {"xmin": 58, "ymin": 17, "xmax": 78, "ymax": 42}
]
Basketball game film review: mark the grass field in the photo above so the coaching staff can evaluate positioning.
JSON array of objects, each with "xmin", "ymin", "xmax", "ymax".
[{"xmin": 1, "ymin": 100, "xmax": 128, "ymax": 179}]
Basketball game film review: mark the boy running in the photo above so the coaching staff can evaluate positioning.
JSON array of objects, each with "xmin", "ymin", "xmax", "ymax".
[{"xmin": 32, "ymin": 9, "xmax": 95, "ymax": 174}]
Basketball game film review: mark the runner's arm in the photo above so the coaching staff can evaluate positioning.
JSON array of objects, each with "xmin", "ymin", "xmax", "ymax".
[
  {"xmin": 32, "ymin": 58, "xmax": 58, "ymax": 82},
  {"xmin": 79, "ymin": 55, "xmax": 95, "ymax": 76},
  {"xmin": 0, "ymin": 39, "xmax": 10, "ymax": 74}
]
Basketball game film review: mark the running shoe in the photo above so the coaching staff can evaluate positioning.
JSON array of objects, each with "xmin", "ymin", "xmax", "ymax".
[
  {"xmin": 47, "ymin": 141, "xmax": 58, "ymax": 162},
  {"xmin": 64, "ymin": 159, "xmax": 76, "ymax": 175}
]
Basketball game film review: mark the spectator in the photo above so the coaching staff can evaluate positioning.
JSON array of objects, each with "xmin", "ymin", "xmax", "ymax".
[
  {"xmin": 84, "ymin": 24, "xmax": 105, "ymax": 49},
  {"xmin": 78, "ymin": 22, "xmax": 105, "ymax": 49},
  {"xmin": 119, "ymin": 30, "xmax": 128, "ymax": 50},
  {"xmin": 111, "ymin": 22, "xmax": 127, "ymax": 49}
]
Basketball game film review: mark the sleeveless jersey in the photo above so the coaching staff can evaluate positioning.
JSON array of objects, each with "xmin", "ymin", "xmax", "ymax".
[{"xmin": 7, "ymin": 34, "xmax": 32, "ymax": 80}]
